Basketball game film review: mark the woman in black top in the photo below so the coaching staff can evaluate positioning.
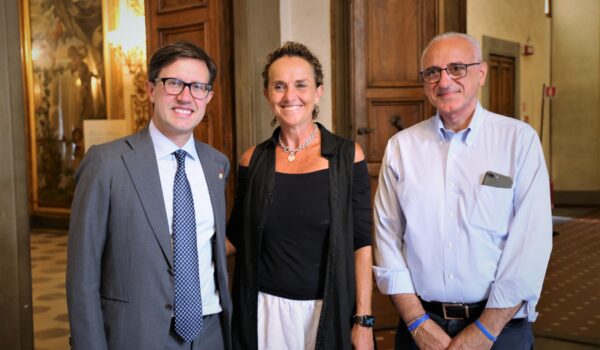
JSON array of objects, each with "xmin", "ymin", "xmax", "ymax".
[{"xmin": 227, "ymin": 42, "xmax": 374, "ymax": 350}]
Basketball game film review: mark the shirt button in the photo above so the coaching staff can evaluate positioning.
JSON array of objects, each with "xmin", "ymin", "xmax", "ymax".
[
  {"xmin": 449, "ymin": 212, "xmax": 454, "ymax": 218},
  {"xmin": 449, "ymin": 274, "xmax": 454, "ymax": 280},
  {"xmin": 447, "ymin": 242, "xmax": 453, "ymax": 248}
]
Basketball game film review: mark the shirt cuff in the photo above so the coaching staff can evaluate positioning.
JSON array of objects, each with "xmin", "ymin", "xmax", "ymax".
[
  {"xmin": 486, "ymin": 282, "xmax": 539, "ymax": 322},
  {"xmin": 373, "ymin": 265, "xmax": 416, "ymax": 295}
]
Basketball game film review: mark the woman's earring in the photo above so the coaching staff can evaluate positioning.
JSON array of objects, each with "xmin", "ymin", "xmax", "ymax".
[
  {"xmin": 271, "ymin": 116, "xmax": 278, "ymax": 127},
  {"xmin": 312, "ymin": 105, "xmax": 320, "ymax": 119}
]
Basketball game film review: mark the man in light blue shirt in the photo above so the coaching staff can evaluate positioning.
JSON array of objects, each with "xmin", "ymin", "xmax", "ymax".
[{"xmin": 373, "ymin": 32, "xmax": 552, "ymax": 349}]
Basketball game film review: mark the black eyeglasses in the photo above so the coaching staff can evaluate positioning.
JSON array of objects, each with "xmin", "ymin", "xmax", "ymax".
[
  {"xmin": 154, "ymin": 77, "xmax": 212, "ymax": 99},
  {"xmin": 419, "ymin": 62, "xmax": 482, "ymax": 84}
]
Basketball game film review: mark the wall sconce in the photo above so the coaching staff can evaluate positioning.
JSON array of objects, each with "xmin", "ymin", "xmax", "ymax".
[
  {"xmin": 106, "ymin": 1, "xmax": 149, "ymax": 131},
  {"xmin": 107, "ymin": 4, "xmax": 146, "ymax": 74}
]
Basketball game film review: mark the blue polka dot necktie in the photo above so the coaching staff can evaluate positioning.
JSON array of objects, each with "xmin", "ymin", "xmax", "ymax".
[{"xmin": 172, "ymin": 150, "xmax": 203, "ymax": 342}]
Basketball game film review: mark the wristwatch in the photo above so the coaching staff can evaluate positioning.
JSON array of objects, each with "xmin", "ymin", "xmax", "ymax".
[{"xmin": 352, "ymin": 315, "xmax": 375, "ymax": 327}]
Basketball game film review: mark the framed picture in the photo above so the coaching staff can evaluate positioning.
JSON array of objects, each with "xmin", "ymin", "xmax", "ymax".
[{"xmin": 22, "ymin": 0, "xmax": 112, "ymax": 213}]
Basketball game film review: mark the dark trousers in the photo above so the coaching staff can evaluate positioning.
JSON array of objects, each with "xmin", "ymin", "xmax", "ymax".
[
  {"xmin": 394, "ymin": 311, "xmax": 533, "ymax": 350},
  {"xmin": 165, "ymin": 313, "xmax": 225, "ymax": 350}
]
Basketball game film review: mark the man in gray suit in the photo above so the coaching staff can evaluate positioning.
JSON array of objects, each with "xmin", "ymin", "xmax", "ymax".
[{"xmin": 67, "ymin": 42, "xmax": 231, "ymax": 350}]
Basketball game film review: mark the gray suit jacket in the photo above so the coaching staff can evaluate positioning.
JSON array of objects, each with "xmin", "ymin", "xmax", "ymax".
[{"xmin": 66, "ymin": 128, "xmax": 232, "ymax": 350}]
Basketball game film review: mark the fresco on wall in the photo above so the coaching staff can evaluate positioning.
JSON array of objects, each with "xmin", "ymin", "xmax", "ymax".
[{"xmin": 24, "ymin": 0, "xmax": 106, "ymax": 211}]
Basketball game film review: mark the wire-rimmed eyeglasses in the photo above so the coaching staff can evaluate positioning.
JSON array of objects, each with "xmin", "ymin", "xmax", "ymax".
[
  {"xmin": 419, "ymin": 62, "xmax": 482, "ymax": 84},
  {"xmin": 154, "ymin": 77, "xmax": 212, "ymax": 99}
]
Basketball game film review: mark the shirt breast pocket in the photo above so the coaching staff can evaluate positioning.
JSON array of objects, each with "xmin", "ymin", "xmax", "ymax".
[{"xmin": 469, "ymin": 184, "xmax": 513, "ymax": 235}]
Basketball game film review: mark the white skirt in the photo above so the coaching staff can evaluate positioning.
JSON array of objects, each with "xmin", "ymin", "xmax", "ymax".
[{"xmin": 257, "ymin": 292, "xmax": 323, "ymax": 350}]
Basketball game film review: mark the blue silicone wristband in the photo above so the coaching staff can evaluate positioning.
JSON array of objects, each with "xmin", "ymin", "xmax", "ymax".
[
  {"xmin": 407, "ymin": 313, "xmax": 430, "ymax": 332},
  {"xmin": 474, "ymin": 319, "xmax": 497, "ymax": 342}
]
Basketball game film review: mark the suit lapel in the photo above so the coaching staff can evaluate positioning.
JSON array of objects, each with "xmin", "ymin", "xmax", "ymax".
[{"xmin": 122, "ymin": 129, "xmax": 173, "ymax": 268}]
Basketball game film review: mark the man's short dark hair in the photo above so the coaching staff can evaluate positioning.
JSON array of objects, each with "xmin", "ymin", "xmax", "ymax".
[{"xmin": 147, "ymin": 41, "xmax": 217, "ymax": 85}]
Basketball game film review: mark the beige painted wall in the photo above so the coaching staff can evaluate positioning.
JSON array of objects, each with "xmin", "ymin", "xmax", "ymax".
[
  {"xmin": 468, "ymin": 0, "xmax": 552, "ymax": 162},
  {"xmin": 551, "ymin": 0, "xmax": 600, "ymax": 190},
  {"xmin": 279, "ymin": 0, "xmax": 333, "ymax": 131}
]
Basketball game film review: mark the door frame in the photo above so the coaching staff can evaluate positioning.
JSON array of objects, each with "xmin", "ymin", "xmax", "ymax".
[
  {"xmin": 331, "ymin": 0, "xmax": 352, "ymax": 138},
  {"xmin": 232, "ymin": 0, "xmax": 280, "ymax": 156},
  {"xmin": 482, "ymin": 36, "xmax": 521, "ymax": 118}
]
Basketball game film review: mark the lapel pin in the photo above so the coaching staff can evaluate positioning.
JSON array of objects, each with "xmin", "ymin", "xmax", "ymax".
[{"xmin": 219, "ymin": 172, "xmax": 223, "ymax": 179}]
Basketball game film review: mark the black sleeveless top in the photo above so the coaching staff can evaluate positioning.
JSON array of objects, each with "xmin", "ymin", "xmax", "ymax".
[{"xmin": 237, "ymin": 161, "xmax": 371, "ymax": 300}]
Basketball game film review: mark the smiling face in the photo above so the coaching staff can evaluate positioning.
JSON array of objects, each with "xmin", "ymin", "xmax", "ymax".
[
  {"xmin": 421, "ymin": 36, "xmax": 487, "ymax": 131},
  {"xmin": 264, "ymin": 56, "xmax": 323, "ymax": 128},
  {"xmin": 147, "ymin": 57, "xmax": 214, "ymax": 146}
]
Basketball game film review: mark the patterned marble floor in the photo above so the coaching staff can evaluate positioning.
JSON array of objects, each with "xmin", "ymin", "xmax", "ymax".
[
  {"xmin": 534, "ymin": 210, "xmax": 600, "ymax": 346},
  {"xmin": 30, "ymin": 229, "xmax": 70, "ymax": 350}
]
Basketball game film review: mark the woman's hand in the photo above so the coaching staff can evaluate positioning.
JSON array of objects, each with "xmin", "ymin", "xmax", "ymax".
[{"xmin": 351, "ymin": 324, "xmax": 374, "ymax": 350}]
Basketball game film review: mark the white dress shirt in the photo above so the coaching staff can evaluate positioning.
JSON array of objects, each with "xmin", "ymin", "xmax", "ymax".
[
  {"xmin": 149, "ymin": 120, "xmax": 221, "ymax": 315},
  {"xmin": 373, "ymin": 103, "xmax": 552, "ymax": 321}
]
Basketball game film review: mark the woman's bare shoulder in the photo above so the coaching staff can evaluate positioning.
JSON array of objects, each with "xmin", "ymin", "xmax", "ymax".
[
  {"xmin": 354, "ymin": 142, "xmax": 365, "ymax": 163},
  {"xmin": 239, "ymin": 146, "xmax": 257, "ymax": 167}
]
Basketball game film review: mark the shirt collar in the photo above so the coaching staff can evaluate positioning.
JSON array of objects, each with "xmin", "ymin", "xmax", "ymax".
[
  {"xmin": 149, "ymin": 119, "xmax": 198, "ymax": 161},
  {"xmin": 434, "ymin": 102, "xmax": 484, "ymax": 146}
]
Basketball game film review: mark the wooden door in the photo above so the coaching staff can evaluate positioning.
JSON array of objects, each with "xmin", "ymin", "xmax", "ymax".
[
  {"xmin": 145, "ymin": 0, "xmax": 235, "ymax": 208},
  {"xmin": 352, "ymin": 0, "xmax": 437, "ymax": 204},
  {"xmin": 488, "ymin": 53, "xmax": 516, "ymax": 117},
  {"xmin": 349, "ymin": 0, "xmax": 464, "ymax": 330}
]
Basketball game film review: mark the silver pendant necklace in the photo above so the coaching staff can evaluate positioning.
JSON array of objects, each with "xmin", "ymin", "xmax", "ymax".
[{"xmin": 278, "ymin": 123, "xmax": 319, "ymax": 162}]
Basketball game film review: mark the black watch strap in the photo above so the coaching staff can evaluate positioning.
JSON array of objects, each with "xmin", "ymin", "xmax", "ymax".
[{"xmin": 352, "ymin": 315, "xmax": 375, "ymax": 327}]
